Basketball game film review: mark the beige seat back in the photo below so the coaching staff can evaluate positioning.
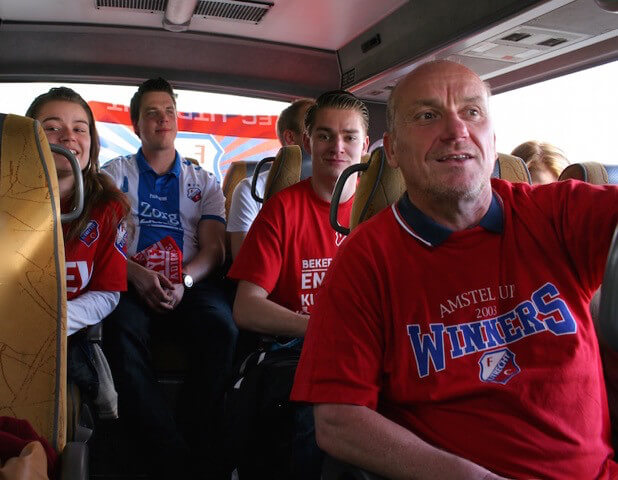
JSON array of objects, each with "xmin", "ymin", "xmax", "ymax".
[
  {"xmin": 492, "ymin": 153, "xmax": 531, "ymax": 183},
  {"xmin": 558, "ymin": 162, "xmax": 618, "ymax": 185},
  {"xmin": 263, "ymin": 145, "xmax": 302, "ymax": 202},
  {"xmin": 222, "ymin": 160, "xmax": 260, "ymax": 219},
  {"xmin": 330, "ymin": 146, "xmax": 405, "ymax": 235},
  {"xmin": 349, "ymin": 147, "xmax": 405, "ymax": 231},
  {"xmin": 0, "ymin": 113, "xmax": 67, "ymax": 452}
]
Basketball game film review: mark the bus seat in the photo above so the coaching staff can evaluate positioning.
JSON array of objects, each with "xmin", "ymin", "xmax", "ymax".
[
  {"xmin": 258, "ymin": 145, "xmax": 302, "ymax": 203},
  {"xmin": 492, "ymin": 153, "xmax": 531, "ymax": 183},
  {"xmin": 350, "ymin": 147, "xmax": 405, "ymax": 231},
  {"xmin": 330, "ymin": 146, "xmax": 405, "ymax": 235},
  {"xmin": 0, "ymin": 113, "xmax": 88, "ymax": 479},
  {"xmin": 222, "ymin": 160, "xmax": 260, "ymax": 219},
  {"xmin": 558, "ymin": 162, "xmax": 618, "ymax": 184}
]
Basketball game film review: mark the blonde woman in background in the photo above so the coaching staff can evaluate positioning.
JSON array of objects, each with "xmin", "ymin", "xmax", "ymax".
[{"xmin": 511, "ymin": 140, "xmax": 570, "ymax": 185}]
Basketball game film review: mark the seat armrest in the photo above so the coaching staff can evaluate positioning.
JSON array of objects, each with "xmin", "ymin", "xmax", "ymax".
[{"xmin": 60, "ymin": 442, "xmax": 89, "ymax": 480}]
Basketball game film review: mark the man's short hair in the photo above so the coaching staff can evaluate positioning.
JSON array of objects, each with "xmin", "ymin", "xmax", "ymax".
[
  {"xmin": 130, "ymin": 77, "xmax": 177, "ymax": 126},
  {"xmin": 305, "ymin": 90, "xmax": 369, "ymax": 135},
  {"xmin": 276, "ymin": 98, "xmax": 314, "ymax": 145}
]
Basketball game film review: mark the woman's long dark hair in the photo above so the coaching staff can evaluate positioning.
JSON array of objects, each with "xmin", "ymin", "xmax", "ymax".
[{"xmin": 26, "ymin": 87, "xmax": 130, "ymax": 242}]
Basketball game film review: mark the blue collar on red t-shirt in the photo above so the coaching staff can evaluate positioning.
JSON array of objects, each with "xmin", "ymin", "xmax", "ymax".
[
  {"xmin": 393, "ymin": 191, "xmax": 503, "ymax": 246},
  {"xmin": 135, "ymin": 147, "xmax": 181, "ymax": 178}
]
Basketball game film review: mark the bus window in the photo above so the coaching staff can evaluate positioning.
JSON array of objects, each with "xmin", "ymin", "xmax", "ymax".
[
  {"xmin": 491, "ymin": 60, "xmax": 618, "ymax": 166},
  {"xmin": 0, "ymin": 82, "xmax": 290, "ymax": 182}
]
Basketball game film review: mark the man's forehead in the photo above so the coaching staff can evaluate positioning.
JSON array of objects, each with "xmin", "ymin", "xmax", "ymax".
[
  {"xmin": 397, "ymin": 65, "xmax": 488, "ymax": 105},
  {"xmin": 314, "ymin": 107, "xmax": 364, "ymax": 129},
  {"xmin": 141, "ymin": 91, "xmax": 175, "ymax": 108}
]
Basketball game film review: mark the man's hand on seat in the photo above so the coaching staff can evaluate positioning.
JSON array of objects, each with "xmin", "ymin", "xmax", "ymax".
[{"xmin": 128, "ymin": 261, "xmax": 174, "ymax": 313}]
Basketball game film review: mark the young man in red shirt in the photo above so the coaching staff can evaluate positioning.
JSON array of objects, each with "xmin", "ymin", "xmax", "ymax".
[{"xmin": 228, "ymin": 90, "xmax": 369, "ymax": 478}]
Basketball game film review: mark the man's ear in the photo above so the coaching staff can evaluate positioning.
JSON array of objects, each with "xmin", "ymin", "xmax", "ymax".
[
  {"xmin": 303, "ymin": 132, "xmax": 312, "ymax": 155},
  {"xmin": 362, "ymin": 136, "xmax": 370, "ymax": 155},
  {"xmin": 383, "ymin": 132, "xmax": 398, "ymax": 168},
  {"xmin": 133, "ymin": 124, "xmax": 141, "ymax": 139},
  {"xmin": 283, "ymin": 129, "xmax": 296, "ymax": 146}
]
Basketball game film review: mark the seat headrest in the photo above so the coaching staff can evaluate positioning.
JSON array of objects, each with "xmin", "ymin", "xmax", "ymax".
[
  {"xmin": 350, "ymin": 147, "xmax": 405, "ymax": 231},
  {"xmin": 492, "ymin": 153, "xmax": 531, "ymax": 184},
  {"xmin": 222, "ymin": 161, "xmax": 250, "ymax": 217},
  {"xmin": 264, "ymin": 145, "xmax": 302, "ymax": 202},
  {"xmin": 558, "ymin": 162, "xmax": 618, "ymax": 185}
]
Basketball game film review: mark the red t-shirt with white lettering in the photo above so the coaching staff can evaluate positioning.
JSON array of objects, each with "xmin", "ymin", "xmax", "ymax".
[
  {"xmin": 228, "ymin": 178, "xmax": 353, "ymax": 315},
  {"xmin": 292, "ymin": 179, "xmax": 618, "ymax": 479},
  {"xmin": 63, "ymin": 200, "xmax": 128, "ymax": 300}
]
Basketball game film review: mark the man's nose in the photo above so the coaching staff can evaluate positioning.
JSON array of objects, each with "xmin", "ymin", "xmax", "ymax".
[
  {"xmin": 331, "ymin": 135, "xmax": 345, "ymax": 152},
  {"xmin": 441, "ymin": 112, "xmax": 469, "ymax": 142}
]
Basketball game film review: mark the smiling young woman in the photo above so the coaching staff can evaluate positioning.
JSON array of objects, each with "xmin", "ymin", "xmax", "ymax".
[{"xmin": 25, "ymin": 87, "xmax": 131, "ymax": 416}]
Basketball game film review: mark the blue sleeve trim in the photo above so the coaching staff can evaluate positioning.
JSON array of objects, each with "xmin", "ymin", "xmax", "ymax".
[{"xmin": 201, "ymin": 215, "xmax": 226, "ymax": 225}]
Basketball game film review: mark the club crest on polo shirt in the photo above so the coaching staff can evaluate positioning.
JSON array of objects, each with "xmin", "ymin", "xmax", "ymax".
[
  {"xmin": 80, "ymin": 220, "xmax": 100, "ymax": 247},
  {"xmin": 479, "ymin": 348, "xmax": 520, "ymax": 384},
  {"xmin": 115, "ymin": 220, "xmax": 128, "ymax": 258},
  {"xmin": 187, "ymin": 183, "xmax": 202, "ymax": 202}
]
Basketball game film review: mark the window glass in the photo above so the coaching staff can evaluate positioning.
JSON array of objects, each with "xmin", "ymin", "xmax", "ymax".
[
  {"xmin": 491, "ymin": 60, "xmax": 618, "ymax": 166},
  {"xmin": 1, "ymin": 82, "xmax": 289, "ymax": 182}
]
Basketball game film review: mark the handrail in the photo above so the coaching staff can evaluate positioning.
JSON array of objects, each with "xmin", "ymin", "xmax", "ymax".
[
  {"xmin": 250, "ymin": 156, "xmax": 274, "ymax": 203},
  {"xmin": 329, "ymin": 162, "xmax": 369, "ymax": 235},
  {"xmin": 51, "ymin": 144, "xmax": 84, "ymax": 223}
]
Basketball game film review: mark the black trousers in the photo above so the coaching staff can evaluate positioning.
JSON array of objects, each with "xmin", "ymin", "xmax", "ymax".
[{"xmin": 103, "ymin": 277, "xmax": 237, "ymax": 479}]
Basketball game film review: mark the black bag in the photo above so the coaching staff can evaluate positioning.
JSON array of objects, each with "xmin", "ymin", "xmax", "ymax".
[
  {"xmin": 223, "ymin": 346, "xmax": 301, "ymax": 479},
  {"xmin": 67, "ymin": 329, "xmax": 99, "ymax": 399}
]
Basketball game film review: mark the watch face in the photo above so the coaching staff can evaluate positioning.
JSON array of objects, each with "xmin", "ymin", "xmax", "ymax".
[{"xmin": 183, "ymin": 274, "xmax": 193, "ymax": 288}]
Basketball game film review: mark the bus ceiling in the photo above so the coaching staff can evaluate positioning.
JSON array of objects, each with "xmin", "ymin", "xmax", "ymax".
[{"xmin": 0, "ymin": 0, "xmax": 616, "ymax": 100}]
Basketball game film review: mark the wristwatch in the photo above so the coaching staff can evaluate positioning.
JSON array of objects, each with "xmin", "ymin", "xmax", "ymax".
[{"xmin": 182, "ymin": 273, "xmax": 194, "ymax": 289}]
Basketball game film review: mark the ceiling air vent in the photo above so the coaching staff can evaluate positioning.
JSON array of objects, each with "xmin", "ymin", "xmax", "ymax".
[
  {"xmin": 341, "ymin": 68, "xmax": 356, "ymax": 89},
  {"xmin": 95, "ymin": 0, "xmax": 166, "ymax": 13},
  {"xmin": 195, "ymin": 0, "xmax": 273, "ymax": 24}
]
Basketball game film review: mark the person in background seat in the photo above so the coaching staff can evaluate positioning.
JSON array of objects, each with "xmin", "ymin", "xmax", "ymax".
[
  {"xmin": 226, "ymin": 98, "xmax": 315, "ymax": 259},
  {"xmin": 102, "ymin": 77, "xmax": 237, "ymax": 479},
  {"xmin": 511, "ymin": 140, "xmax": 569, "ymax": 185},
  {"xmin": 227, "ymin": 90, "xmax": 369, "ymax": 479},
  {"xmin": 292, "ymin": 60, "xmax": 618, "ymax": 480},
  {"xmin": 26, "ymin": 87, "xmax": 129, "ymax": 419}
]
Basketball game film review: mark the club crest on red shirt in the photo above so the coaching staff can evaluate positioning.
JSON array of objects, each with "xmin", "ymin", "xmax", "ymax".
[
  {"xmin": 79, "ymin": 220, "xmax": 100, "ymax": 247},
  {"xmin": 115, "ymin": 220, "xmax": 128, "ymax": 258},
  {"xmin": 479, "ymin": 348, "xmax": 520, "ymax": 385}
]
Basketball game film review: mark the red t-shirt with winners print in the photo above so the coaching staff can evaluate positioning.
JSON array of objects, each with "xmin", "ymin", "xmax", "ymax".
[
  {"xmin": 228, "ymin": 178, "xmax": 353, "ymax": 316},
  {"xmin": 63, "ymin": 200, "xmax": 128, "ymax": 300}
]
